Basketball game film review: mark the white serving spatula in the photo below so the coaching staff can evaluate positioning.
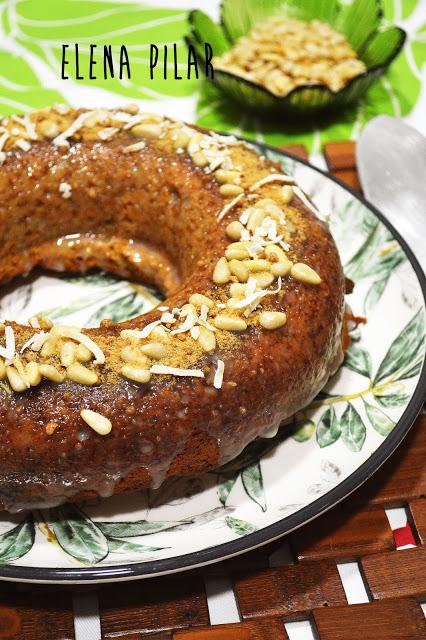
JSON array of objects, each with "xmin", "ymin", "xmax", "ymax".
[{"xmin": 357, "ymin": 115, "xmax": 426, "ymax": 273}]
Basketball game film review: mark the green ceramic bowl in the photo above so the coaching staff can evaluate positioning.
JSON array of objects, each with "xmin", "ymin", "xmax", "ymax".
[{"xmin": 188, "ymin": 0, "xmax": 406, "ymax": 115}]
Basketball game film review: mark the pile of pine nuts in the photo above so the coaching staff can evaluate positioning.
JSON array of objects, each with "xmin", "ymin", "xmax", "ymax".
[{"xmin": 214, "ymin": 15, "xmax": 366, "ymax": 95}]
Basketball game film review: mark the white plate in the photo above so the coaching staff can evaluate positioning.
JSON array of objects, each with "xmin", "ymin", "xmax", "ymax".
[{"xmin": 0, "ymin": 145, "xmax": 425, "ymax": 583}]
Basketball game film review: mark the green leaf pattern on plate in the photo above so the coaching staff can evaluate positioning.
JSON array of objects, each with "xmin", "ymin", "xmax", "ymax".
[
  {"xmin": 316, "ymin": 407, "xmax": 342, "ymax": 448},
  {"xmin": 374, "ymin": 309, "xmax": 425, "ymax": 384},
  {"xmin": 225, "ymin": 516, "xmax": 257, "ymax": 536},
  {"xmin": 344, "ymin": 343, "xmax": 373, "ymax": 378},
  {"xmin": 340, "ymin": 403, "xmax": 367, "ymax": 452},
  {"xmin": 363, "ymin": 400, "xmax": 395, "ymax": 436},
  {"xmin": 241, "ymin": 462, "xmax": 266, "ymax": 512},
  {"xmin": 0, "ymin": 0, "xmax": 422, "ymax": 152},
  {"xmin": 49, "ymin": 504, "xmax": 109, "ymax": 564},
  {"xmin": 0, "ymin": 516, "xmax": 35, "ymax": 564}
]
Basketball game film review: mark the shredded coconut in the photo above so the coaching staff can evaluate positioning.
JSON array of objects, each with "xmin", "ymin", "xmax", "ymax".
[
  {"xmin": 11, "ymin": 115, "xmax": 37, "ymax": 140},
  {"xmin": 213, "ymin": 359, "xmax": 225, "ymax": 389},
  {"xmin": 241, "ymin": 277, "xmax": 283, "ymax": 316},
  {"xmin": 170, "ymin": 313, "xmax": 198, "ymax": 335},
  {"xmin": 59, "ymin": 182, "xmax": 72, "ymax": 199},
  {"xmin": 0, "ymin": 131, "xmax": 10, "ymax": 154},
  {"xmin": 217, "ymin": 193, "xmax": 245, "ymax": 222},
  {"xmin": 150, "ymin": 364, "xmax": 205, "ymax": 378},
  {"xmin": 98, "ymin": 127, "xmax": 119, "ymax": 140},
  {"xmin": 0, "ymin": 326, "xmax": 15, "ymax": 363},
  {"xmin": 140, "ymin": 320, "xmax": 162, "ymax": 339},
  {"xmin": 249, "ymin": 173, "xmax": 295, "ymax": 192},
  {"xmin": 160, "ymin": 312, "xmax": 176, "ymax": 324},
  {"xmin": 15, "ymin": 138, "xmax": 31, "ymax": 152},
  {"xmin": 190, "ymin": 326, "xmax": 200, "ymax": 340},
  {"xmin": 52, "ymin": 111, "xmax": 97, "ymax": 148},
  {"xmin": 123, "ymin": 141, "xmax": 146, "ymax": 153},
  {"xmin": 20, "ymin": 331, "xmax": 49, "ymax": 354},
  {"xmin": 52, "ymin": 327, "xmax": 105, "ymax": 364}
]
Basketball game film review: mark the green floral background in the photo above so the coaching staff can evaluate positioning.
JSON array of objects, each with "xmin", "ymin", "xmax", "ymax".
[{"xmin": 0, "ymin": 0, "xmax": 424, "ymax": 153}]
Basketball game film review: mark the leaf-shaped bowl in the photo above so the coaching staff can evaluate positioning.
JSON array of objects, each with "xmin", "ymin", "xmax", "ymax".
[{"xmin": 188, "ymin": 0, "xmax": 406, "ymax": 115}]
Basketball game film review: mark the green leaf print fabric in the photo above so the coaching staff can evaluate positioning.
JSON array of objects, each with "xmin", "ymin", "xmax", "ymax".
[{"xmin": 0, "ymin": 0, "xmax": 423, "ymax": 151}]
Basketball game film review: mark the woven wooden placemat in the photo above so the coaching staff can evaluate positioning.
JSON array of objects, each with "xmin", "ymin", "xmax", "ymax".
[{"xmin": 0, "ymin": 142, "xmax": 425, "ymax": 640}]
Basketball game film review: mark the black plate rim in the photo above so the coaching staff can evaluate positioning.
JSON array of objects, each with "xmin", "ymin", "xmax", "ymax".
[{"xmin": 1, "ymin": 142, "xmax": 425, "ymax": 583}]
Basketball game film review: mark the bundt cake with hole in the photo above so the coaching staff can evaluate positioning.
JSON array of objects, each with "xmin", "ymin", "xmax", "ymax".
[{"xmin": 0, "ymin": 106, "xmax": 346, "ymax": 512}]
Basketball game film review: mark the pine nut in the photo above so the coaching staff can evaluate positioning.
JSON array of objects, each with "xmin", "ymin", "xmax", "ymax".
[
  {"xmin": 264, "ymin": 244, "xmax": 287, "ymax": 262},
  {"xmin": 39, "ymin": 364, "xmax": 65, "ymax": 383},
  {"xmin": 213, "ymin": 257, "xmax": 231, "ymax": 284},
  {"xmin": 291, "ymin": 262, "xmax": 322, "ymax": 285},
  {"xmin": 173, "ymin": 130, "xmax": 191, "ymax": 150},
  {"xmin": 225, "ymin": 244, "xmax": 250, "ymax": 261},
  {"xmin": 229, "ymin": 282, "xmax": 246, "ymax": 298},
  {"xmin": 219, "ymin": 184, "xmax": 244, "ymax": 197},
  {"xmin": 247, "ymin": 208, "xmax": 265, "ymax": 232},
  {"xmin": 41, "ymin": 336, "xmax": 57, "ymax": 357},
  {"xmin": 225, "ymin": 220, "xmax": 244, "ymax": 240},
  {"xmin": 228, "ymin": 259, "xmax": 249, "ymax": 283},
  {"xmin": 120, "ymin": 346, "xmax": 148, "ymax": 366},
  {"xmin": 6, "ymin": 366, "xmax": 26, "ymax": 392},
  {"xmin": 80, "ymin": 409, "xmax": 112, "ymax": 435},
  {"xmin": 192, "ymin": 151, "xmax": 208, "ymax": 167},
  {"xmin": 26, "ymin": 362, "xmax": 41, "ymax": 386},
  {"xmin": 75, "ymin": 344, "xmax": 93, "ymax": 362},
  {"xmin": 271, "ymin": 261, "xmax": 292, "ymax": 277},
  {"xmin": 252, "ymin": 271, "xmax": 275, "ymax": 288},
  {"xmin": 53, "ymin": 103, "xmax": 70, "ymax": 115},
  {"xmin": 187, "ymin": 132, "xmax": 203, "ymax": 152},
  {"xmin": 247, "ymin": 259, "xmax": 271, "ymax": 273},
  {"xmin": 39, "ymin": 119, "xmax": 60, "ymax": 139},
  {"xmin": 121, "ymin": 103, "xmax": 139, "ymax": 114},
  {"xmin": 84, "ymin": 109, "xmax": 109, "ymax": 127},
  {"xmin": 60, "ymin": 341, "xmax": 76, "ymax": 367},
  {"xmin": 215, "ymin": 169, "xmax": 240, "ymax": 184},
  {"xmin": 281, "ymin": 185, "xmax": 294, "ymax": 204},
  {"xmin": 142, "ymin": 113, "xmax": 163, "ymax": 123},
  {"xmin": 198, "ymin": 326, "xmax": 216, "ymax": 352},
  {"xmin": 189, "ymin": 293, "xmax": 214, "ymax": 308},
  {"xmin": 213, "ymin": 315, "xmax": 247, "ymax": 331},
  {"xmin": 131, "ymin": 123, "xmax": 162, "ymax": 139},
  {"xmin": 259, "ymin": 311, "xmax": 287, "ymax": 329},
  {"xmin": 141, "ymin": 342, "xmax": 168, "ymax": 360},
  {"xmin": 121, "ymin": 365, "xmax": 151, "ymax": 383},
  {"xmin": 29, "ymin": 314, "xmax": 53, "ymax": 329},
  {"xmin": 120, "ymin": 329, "xmax": 143, "ymax": 343},
  {"xmin": 0, "ymin": 357, "xmax": 6, "ymax": 380},
  {"xmin": 181, "ymin": 303, "xmax": 197, "ymax": 317},
  {"xmin": 151, "ymin": 326, "xmax": 171, "ymax": 343},
  {"xmin": 257, "ymin": 198, "xmax": 283, "ymax": 220},
  {"xmin": 67, "ymin": 363, "xmax": 98, "ymax": 385}
]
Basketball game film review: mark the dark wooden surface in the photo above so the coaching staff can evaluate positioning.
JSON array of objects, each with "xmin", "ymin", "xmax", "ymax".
[
  {"xmin": 312, "ymin": 598, "xmax": 426, "ymax": 640},
  {"xmin": 234, "ymin": 560, "xmax": 346, "ymax": 620},
  {"xmin": 0, "ymin": 141, "xmax": 425, "ymax": 640},
  {"xmin": 290, "ymin": 507, "xmax": 395, "ymax": 561}
]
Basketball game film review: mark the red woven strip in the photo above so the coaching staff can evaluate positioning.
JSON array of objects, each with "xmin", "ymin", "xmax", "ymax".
[{"xmin": 393, "ymin": 523, "xmax": 416, "ymax": 548}]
